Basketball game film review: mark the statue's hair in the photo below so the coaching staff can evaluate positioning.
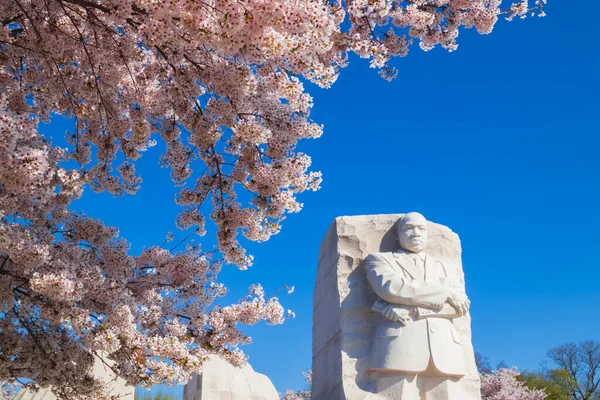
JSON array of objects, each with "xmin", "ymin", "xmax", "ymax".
[{"xmin": 397, "ymin": 212, "xmax": 426, "ymax": 229}]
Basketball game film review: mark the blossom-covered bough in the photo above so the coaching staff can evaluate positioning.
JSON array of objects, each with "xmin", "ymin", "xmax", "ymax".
[
  {"xmin": 0, "ymin": 0, "xmax": 546, "ymax": 398},
  {"xmin": 480, "ymin": 368, "xmax": 547, "ymax": 400},
  {"xmin": 281, "ymin": 370, "xmax": 312, "ymax": 400}
]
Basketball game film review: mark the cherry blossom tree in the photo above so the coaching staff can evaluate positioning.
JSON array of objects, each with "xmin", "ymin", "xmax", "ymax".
[
  {"xmin": 0, "ymin": 0, "xmax": 546, "ymax": 398},
  {"xmin": 281, "ymin": 370, "xmax": 311, "ymax": 400},
  {"xmin": 481, "ymin": 368, "xmax": 548, "ymax": 400}
]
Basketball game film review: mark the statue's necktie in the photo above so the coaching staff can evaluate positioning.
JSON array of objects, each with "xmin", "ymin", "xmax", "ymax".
[{"xmin": 411, "ymin": 254, "xmax": 425, "ymax": 279}]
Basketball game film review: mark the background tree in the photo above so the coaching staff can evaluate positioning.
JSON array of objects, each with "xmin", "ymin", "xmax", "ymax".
[
  {"xmin": 518, "ymin": 371, "xmax": 570, "ymax": 400},
  {"xmin": 0, "ymin": 0, "xmax": 546, "ymax": 398},
  {"xmin": 476, "ymin": 351, "xmax": 493, "ymax": 374},
  {"xmin": 134, "ymin": 391, "xmax": 178, "ymax": 400},
  {"xmin": 542, "ymin": 341, "xmax": 600, "ymax": 400}
]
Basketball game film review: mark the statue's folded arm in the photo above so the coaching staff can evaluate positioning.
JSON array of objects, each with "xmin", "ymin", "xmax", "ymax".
[
  {"xmin": 416, "ymin": 304, "xmax": 461, "ymax": 319},
  {"xmin": 365, "ymin": 253, "xmax": 449, "ymax": 310}
]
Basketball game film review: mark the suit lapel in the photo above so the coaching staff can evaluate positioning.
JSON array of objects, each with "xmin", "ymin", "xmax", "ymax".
[{"xmin": 392, "ymin": 250, "xmax": 423, "ymax": 281}]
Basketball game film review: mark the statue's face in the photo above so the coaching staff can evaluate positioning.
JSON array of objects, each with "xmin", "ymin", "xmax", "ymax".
[{"xmin": 398, "ymin": 213, "xmax": 428, "ymax": 253}]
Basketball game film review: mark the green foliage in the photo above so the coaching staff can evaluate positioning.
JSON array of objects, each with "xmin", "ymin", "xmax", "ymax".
[
  {"xmin": 134, "ymin": 391, "xmax": 179, "ymax": 400},
  {"xmin": 518, "ymin": 370, "xmax": 570, "ymax": 400},
  {"xmin": 548, "ymin": 369, "xmax": 580, "ymax": 399}
]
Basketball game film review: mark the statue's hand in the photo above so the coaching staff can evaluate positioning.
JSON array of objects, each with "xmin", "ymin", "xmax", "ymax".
[
  {"xmin": 382, "ymin": 304, "xmax": 414, "ymax": 325},
  {"xmin": 448, "ymin": 290, "xmax": 470, "ymax": 316}
]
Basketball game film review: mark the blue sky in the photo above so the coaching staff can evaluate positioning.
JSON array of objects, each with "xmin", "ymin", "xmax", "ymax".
[{"xmin": 41, "ymin": 1, "xmax": 600, "ymax": 397}]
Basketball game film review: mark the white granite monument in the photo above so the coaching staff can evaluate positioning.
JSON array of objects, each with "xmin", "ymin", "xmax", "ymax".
[
  {"xmin": 312, "ymin": 213, "xmax": 481, "ymax": 400},
  {"xmin": 183, "ymin": 356, "xmax": 279, "ymax": 400}
]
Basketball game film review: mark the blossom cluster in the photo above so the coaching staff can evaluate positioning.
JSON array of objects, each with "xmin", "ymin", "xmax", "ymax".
[
  {"xmin": 481, "ymin": 368, "xmax": 548, "ymax": 400},
  {"xmin": 0, "ymin": 101, "xmax": 287, "ymax": 394},
  {"xmin": 281, "ymin": 370, "xmax": 312, "ymax": 400},
  {"xmin": 346, "ymin": 0, "xmax": 548, "ymax": 79},
  {"xmin": 0, "ymin": 0, "xmax": 545, "ymax": 397},
  {"xmin": 0, "ymin": 382, "xmax": 18, "ymax": 400}
]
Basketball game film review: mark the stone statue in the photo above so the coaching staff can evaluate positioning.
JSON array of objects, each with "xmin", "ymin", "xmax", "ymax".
[
  {"xmin": 364, "ymin": 212, "xmax": 472, "ymax": 399},
  {"xmin": 311, "ymin": 213, "xmax": 480, "ymax": 400}
]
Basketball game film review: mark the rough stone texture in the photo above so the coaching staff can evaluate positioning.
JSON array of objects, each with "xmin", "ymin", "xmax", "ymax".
[
  {"xmin": 312, "ymin": 214, "xmax": 481, "ymax": 400},
  {"xmin": 14, "ymin": 357, "xmax": 135, "ymax": 399},
  {"xmin": 183, "ymin": 356, "xmax": 279, "ymax": 400}
]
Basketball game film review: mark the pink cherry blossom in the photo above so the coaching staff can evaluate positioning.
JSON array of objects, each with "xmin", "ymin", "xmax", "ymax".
[
  {"xmin": 281, "ymin": 370, "xmax": 312, "ymax": 400},
  {"xmin": 481, "ymin": 368, "xmax": 547, "ymax": 400}
]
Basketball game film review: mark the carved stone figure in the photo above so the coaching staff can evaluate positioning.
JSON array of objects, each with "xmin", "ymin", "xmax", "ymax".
[
  {"xmin": 311, "ymin": 213, "xmax": 480, "ymax": 400},
  {"xmin": 365, "ymin": 212, "xmax": 472, "ymax": 398}
]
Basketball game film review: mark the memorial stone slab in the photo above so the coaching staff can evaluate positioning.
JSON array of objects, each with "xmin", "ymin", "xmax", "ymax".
[
  {"xmin": 183, "ymin": 356, "xmax": 279, "ymax": 400},
  {"xmin": 312, "ymin": 213, "xmax": 481, "ymax": 400}
]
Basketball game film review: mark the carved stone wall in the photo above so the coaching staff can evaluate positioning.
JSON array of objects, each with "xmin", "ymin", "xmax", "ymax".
[
  {"xmin": 311, "ymin": 214, "xmax": 480, "ymax": 400},
  {"xmin": 183, "ymin": 356, "xmax": 279, "ymax": 400}
]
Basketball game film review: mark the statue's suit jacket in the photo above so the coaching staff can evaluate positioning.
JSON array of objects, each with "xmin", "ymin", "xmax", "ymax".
[{"xmin": 365, "ymin": 249, "xmax": 466, "ymax": 376}]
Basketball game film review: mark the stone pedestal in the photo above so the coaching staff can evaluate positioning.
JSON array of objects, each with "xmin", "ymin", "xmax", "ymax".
[
  {"xmin": 183, "ymin": 356, "xmax": 279, "ymax": 400},
  {"xmin": 312, "ymin": 214, "xmax": 481, "ymax": 400}
]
